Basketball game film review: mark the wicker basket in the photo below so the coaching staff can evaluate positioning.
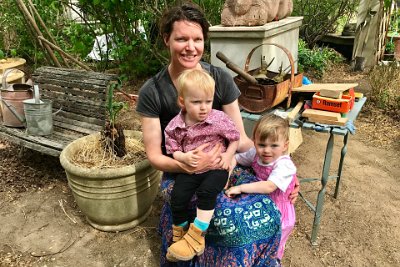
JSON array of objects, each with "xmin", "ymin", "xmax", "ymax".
[{"xmin": 234, "ymin": 43, "xmax": 302, "ymax": 113}]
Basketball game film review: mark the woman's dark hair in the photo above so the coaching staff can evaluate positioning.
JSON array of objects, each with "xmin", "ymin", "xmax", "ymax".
[{"xmin": 160, "ymin": 2, "xmax": 210, "ymax": 41}]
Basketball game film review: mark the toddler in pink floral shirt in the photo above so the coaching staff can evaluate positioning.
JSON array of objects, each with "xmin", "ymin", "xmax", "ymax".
[{"xmin": 164, "ymin": 69, "xmax": 239, "ymax": 261}]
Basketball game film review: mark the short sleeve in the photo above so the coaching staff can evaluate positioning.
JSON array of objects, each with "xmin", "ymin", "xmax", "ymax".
[
  {"xmin": 235, "ymin": 147, "xmax": 256, "ymax": 167},
  {"xmin": 164, "ymin": 129, "xmax": 179, "ymax": 155},
  {"xmin": 268, "ymin": 158, "xmax": 297, "ymax": 193},
  {"xmin": 218, "ymin": 112, "xmax": 240, "ymax": 142},
  {"xmin": 200, "ymin": 62, "xmax": 240, "ymax": 108},
  {"xmin": 136, "ymin": 78, "xmax": 161, "ymax": 118}
]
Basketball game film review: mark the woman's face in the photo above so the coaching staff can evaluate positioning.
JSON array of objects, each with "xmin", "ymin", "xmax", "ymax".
[{"xmin": 164, "ymin": 20, "xmax": 204, "ymax": 71}]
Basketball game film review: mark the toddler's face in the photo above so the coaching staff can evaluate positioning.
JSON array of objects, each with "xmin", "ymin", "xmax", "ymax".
[
  {"xmin": 181, "ymin": 88, "xmax": 213, "ymax": 125},
  {"xmin": 254, "ymin": 133, "xmax": 288, "ymax": 164}
]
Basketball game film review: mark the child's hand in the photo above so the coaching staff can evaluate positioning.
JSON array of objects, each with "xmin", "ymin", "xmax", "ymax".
[
  {"xmin": 219, "ymin": 152, "xmax": 231, "ymax": 170},
  {"xmin": 183, "ymin": 151, "xmax": 201, "ymax": 167},
  {"xmin": 225, "ymin": 185, "xmax": 241, "ymax": 198}
]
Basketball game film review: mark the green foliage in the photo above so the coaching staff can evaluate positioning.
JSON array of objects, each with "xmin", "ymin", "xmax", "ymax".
[
  {"xmin": 1, "ymin": 0, "xmax": 225, "ymax": 78},
  {"xmin": 0, "ymin": 0, "xmax": 66, "ymax": 65},
  {"xmin": 59, "ymin": 23, "xmax": 94, "ymax": 59},
  {"xmin": 368, "ymin": 63, "xmax": 400, "ymax": 118},
  {"xmin": 192, "ymin": 0, "xmax": 225, "ymax": 26},
  {"xmin": 0, "ymin": 49, "xmax": 4, "ymax": 59},
  {"xmin": 107, "ymin": 80, "xmax": 129, "ymax": 126},
  {"xmin": 298, "ymin": 39, "xmax": 344, "ymax": 78},
  {"xmin": 385, "ymin": 39, "xmax": 395, "ymax": 53},
  {"xmin": 292, "ymin": 0, "xmax": 359, "ymax": 47}
]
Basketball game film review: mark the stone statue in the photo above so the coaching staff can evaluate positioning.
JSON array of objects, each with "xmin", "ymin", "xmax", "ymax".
[{"xmin": 221, "ymin": 0, "xmax": 293, "ymax": 26}]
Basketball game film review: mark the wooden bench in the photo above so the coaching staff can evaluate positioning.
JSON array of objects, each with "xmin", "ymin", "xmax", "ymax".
[{"xmin": 0, "ymin": 66, "xmax": 118, "ymax": 157}]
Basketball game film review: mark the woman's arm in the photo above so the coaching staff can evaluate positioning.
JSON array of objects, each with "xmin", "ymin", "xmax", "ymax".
[
  {"xmin": 141, "ymin": 116, "xmax": 221, "ymax": 173},
  {"xmin": 141, "ymin": 116, "xmax": 184, "ymax": 172},
  {"xmin": 289, "ymin": 176, "xmax": 300, "ymax": 204},
  {"xmin": 222, "ymin": 100, "xmax": 254, "ymax": 152}
]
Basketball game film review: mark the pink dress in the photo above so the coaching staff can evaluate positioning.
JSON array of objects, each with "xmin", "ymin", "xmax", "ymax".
[{"xmin": 251, "ymin": 154, "xmax": 296, "ymax": 260}]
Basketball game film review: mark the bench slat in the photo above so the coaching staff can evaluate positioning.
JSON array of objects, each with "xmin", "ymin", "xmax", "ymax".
[
  {"xmin": 53, "ymin": 120, "xmax": 99, "ymax": 135},
  {"xmin": 55, "ymin": 110, "xmax": 105, "ymax": 126},
  {"xmin": 40, "ymin": 84, "xmax": 107, "ymax": 100}
]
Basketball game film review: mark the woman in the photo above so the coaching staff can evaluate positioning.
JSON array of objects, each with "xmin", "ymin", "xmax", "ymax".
[{"xmin": 136, "ymin": 2, "xmax": 298, "ymax": 266}]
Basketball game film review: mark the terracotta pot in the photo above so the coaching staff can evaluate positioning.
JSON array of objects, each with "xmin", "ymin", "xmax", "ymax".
[{"xmin": 60, "ymin": 130, "xmax": 161, "ymax": 232}]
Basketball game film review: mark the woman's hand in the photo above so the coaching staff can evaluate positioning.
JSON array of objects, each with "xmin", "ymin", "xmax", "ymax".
[
  {"xmin": 289, "ymin": 176, "xmax": 300, "ymax": 204},
  {"xmin": 179, "ymin": 143, "xmax": 222, "ymax": 174}
]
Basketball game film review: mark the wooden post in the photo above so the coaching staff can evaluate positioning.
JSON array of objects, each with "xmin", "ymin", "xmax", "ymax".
[
  {"xmin": 26, "ymin": 0, "xmax": 70, "ymax": 67},
  {"xmin": 38, "ymin": 36, "xmax": 92, "ymax": 71},
  {"xmin": 15, "ymin": 0, "xmax": 62, "ymax": 67}
]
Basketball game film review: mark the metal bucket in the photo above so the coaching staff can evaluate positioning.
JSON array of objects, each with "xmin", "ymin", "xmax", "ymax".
[{"xmin": 23, "ymin": 85, "xmax": 53, "ymax": 136}]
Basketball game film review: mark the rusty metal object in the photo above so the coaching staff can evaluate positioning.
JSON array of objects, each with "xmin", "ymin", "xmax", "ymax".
[{"xmin": 216, "ymin": 51, "xmax": 258, "ymax": 85}]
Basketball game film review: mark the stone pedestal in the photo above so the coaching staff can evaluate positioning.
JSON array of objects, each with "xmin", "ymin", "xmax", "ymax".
[{"xmin": 209, "ymin": 17, "xmax": 303, "ymax": 76}]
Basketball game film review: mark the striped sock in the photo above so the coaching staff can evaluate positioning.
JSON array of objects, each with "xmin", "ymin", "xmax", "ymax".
[
  {"xmin": 194, "ymin": 218, "xmax": 209, "ymax": 231},
  {"xmin": 177, "ymin": 221, "xmax": 188, "ymax": 228}
]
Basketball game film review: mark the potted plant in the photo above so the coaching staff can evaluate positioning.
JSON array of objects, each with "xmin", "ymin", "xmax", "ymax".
[{"xmin": 60, "ymin": 80, "xmax": 161, "ymax": 232}]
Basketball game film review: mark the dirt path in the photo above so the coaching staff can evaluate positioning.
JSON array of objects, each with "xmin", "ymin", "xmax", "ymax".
[{"xmin": 1, "ymin": 66, "xmax": 399, "ymax": 266}]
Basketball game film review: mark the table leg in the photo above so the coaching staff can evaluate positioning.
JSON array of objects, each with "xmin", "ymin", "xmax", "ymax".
[
  {"xmin": 334, "ymin": 132, "xmax": 349, "ymax": 198},
  {"xmin": 311, "ymin": 133, "xmax": 334, "ymax": 245}
]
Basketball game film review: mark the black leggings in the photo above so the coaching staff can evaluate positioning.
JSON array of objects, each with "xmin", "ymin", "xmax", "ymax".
[{"xmin": 171, "ymin": 170, "xmax": 228, "ymax": 225}]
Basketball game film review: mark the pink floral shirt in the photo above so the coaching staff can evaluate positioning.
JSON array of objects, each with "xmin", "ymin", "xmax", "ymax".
[{"xmin": 165, "ymin": 109, "xmax": 240, "ymax": 155}]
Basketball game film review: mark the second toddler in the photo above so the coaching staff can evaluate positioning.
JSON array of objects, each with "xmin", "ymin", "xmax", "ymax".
[{"xmin": 225, "ymin": 113, "xmax": 296, "ymax": 260}]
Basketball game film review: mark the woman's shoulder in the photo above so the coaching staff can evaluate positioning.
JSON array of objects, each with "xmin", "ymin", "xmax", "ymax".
[{"xmin": 201, "ymin": 62, "xmax": 230, "ymax": 78}]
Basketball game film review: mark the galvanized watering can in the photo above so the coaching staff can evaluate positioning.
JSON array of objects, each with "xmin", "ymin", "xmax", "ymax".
[{"xmin": 23, "ymin": 84, "xmax": 54, "ymax": 136}]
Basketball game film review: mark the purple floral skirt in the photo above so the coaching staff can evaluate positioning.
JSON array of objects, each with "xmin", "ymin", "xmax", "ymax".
[{"xmin": 159, "ymin": 166, "xmax": 281, "ymax": 267}]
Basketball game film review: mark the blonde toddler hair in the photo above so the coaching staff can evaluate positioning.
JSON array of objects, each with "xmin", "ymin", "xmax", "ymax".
[
  {"xmin": 176, "ymin": 69, "xmax": 215, "ymax": 99},
  {"xmin": 253, "ymin": 113, "xmax": 290, "ymax": 142}
]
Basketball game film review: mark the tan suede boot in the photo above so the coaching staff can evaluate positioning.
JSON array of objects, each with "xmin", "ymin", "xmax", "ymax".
[
  {"xmin": 171, "ymin": 224, "xmax": 188, "ymax": 243},
  {"xmin": 166, "ymin": 224, "xmax": 189, "ymax": 262},
  {"xmin": 167, "ymin": 223, "xmax": 206, "ymax": 261}
]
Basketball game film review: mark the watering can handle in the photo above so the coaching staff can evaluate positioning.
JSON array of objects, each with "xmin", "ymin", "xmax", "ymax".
[
  {"xmin": 34, "ymin": 85, "xmax": 40, "ymax": 104},
  {"xmin": 1, "ymin": 68, "xmax": 28, "ymax": 90},
  {"xmin": 2, "ymin": 69, "xmax": 16, "ymax": 90}
]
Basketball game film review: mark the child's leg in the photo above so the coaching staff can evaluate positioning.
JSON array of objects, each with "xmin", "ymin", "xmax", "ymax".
[
  {"xmin": 166, "ymin": 174, "xmax": 201, "ymax": 262},
  {"xmin": 276, "ymin": 221, "xmax": 295, "ymax": 259},
  {"xmin": 168, "ymin": 170, "xmax": 228, "ymax": 261},
  {"xmin": 171, "ymin": 173, "xmax": 201, "ymax": 226}
]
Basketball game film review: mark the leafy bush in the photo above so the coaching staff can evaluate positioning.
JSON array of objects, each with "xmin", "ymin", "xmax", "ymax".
[
  {"xmin": 0, "ymin": 0, "xmax": 66, "ymax": 65},
  {"xmin": 1, "ymin": 0, "xmax": 225, "ymax": 79},
  {"xmin": 367, "ymin": 63, "xmax": 400, "ymax": 118},
  {"xmin": 298, "ymin": 39, "xmax": 344, "ymax": 78},
  {"xmin": 292, "ymin": 0, "xmax": 359, "ymax": 47}
]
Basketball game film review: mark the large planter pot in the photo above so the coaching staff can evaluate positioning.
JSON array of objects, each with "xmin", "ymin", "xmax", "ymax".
[{"xmin": 60, "ymin": 130, "xmax": 161, "ymax": 232}]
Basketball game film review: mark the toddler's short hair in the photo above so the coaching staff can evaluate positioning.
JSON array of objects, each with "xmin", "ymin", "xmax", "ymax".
[
  {"xmin": 176, "ymin": 69, "xmax": 215, "ymax": 99},
  {"xmin": 253, "ymin": 113, "xmax": 290, "ymax": 142}
]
